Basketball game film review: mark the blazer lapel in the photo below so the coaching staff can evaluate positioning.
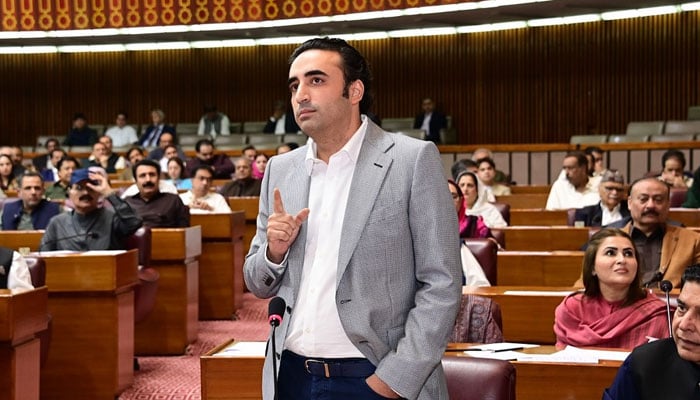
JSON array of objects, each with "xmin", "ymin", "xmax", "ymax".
[
  {"xmin": 660, "ymin": 224, "xmax": 679, "ymax": 274},
  {"xmin": 336, "ymin": 124, "xmax": 394, "ymax": 284}
]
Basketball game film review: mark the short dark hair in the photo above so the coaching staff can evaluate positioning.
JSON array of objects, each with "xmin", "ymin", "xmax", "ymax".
[
  {"xmin": 195, "ymin": 139, "xmax": 215, "ymax": 153},
  {"xmin": 57, "ymin": 156, "xmax": 79, "ymax": 171},
  {"xmin": 289, "ymin": 37, "xmax": 373, "ymax": 114},
  {"xmin": 18, "ymin": 171, "xmax": 44, "ymax": 187},
  {"xmin": 584, "ymin": 146, "xmax": 604, "ymax": 156},
  {"xmin": 133, "ymin": 158, "xmax": 161, "ymax": 178},
  {"xmin": 583, "ymin": 228, "xmax": 646, "ymax": 307},
  {"xmin": 117, "ymin": 111, "xmax": 129, "ymax": 119},
  {"xmin": 242, "ymin": 145, "xmax": 256, "ymax": 153},
  {"xmin": 681, "ymin": 264, "xmax": 700, "ymax": 288},
  {"xmin": 565, "ymin": 151, "xmax": 588, "ymax": 167},
  {"xmin": 125, "ymin": 146, "xmax": 145, "ymax": 162},
  {"xmin": 451, "ymin": 159, "xmax": 477, "ymax": 181},
  {"xmin": 662, "ymin": 149, "xmax": 686, "ymax": 170},
  {"xmin": 192, "ymin": 164, "xmax": 214, "ymax": 178},
  {"xmin": 475, "ymin": 157, "xmax": 496, "ymax": 169},
  {"xmin": 45, "ymin": 138, "xmax": 59, "ymax": 148}
]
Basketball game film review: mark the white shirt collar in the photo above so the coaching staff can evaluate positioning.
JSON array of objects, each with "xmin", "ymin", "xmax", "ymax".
[{"xmin": 304, "ymin": 115, "xmax": 368, "ymax": 176}]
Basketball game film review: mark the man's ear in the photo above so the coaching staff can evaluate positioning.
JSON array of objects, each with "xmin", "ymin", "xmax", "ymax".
[{"xmin": 350, "ymin": 80, "xmax": 364, "ymax": 103}]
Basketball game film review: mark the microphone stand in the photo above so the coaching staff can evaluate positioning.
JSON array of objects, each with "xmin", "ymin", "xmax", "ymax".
[
  {"xmin": 660, "ymin": 280, "xmax": 674, "ymax": 339},
  {"xmin": 270, "ymin": 324, "xmax": 279, "ymax": 400}
]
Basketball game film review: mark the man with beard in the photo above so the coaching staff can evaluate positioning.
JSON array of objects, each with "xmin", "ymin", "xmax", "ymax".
[
  {"xmin": 125, "ymin": 159, "xmax": 189, "ymax": 227},
  {"xmin": 576, "ymin": 177, "xmax": 700, "ymax": 289},
  {"xmin": 546, "ymin": 151, "xmax": 601, "ymax": 210},
  {"xmin": 40, "ymin": 168, "xmax": 142, "ymax": 250},
  {"xmin": 1, "ymin": 172, "xmax": 60, "ymax": 230}
]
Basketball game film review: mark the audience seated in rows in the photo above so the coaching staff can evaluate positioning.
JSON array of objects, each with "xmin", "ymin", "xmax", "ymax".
[
  {"xmin": 573, "ymin": 169, "xmax": 630, "ymax": 227},
  {"xmin": 40, "ymin": 148, "xmax": 67, "ymax": 182},
  {"xmin": 87, "ymin": 137, "xmax": 126, "ymax": 173},
  {"xmin": 546, "ymin": 151, "xmax": 601, "ymax": 210},
  {"xmin": 146, "ymin": 132, "xmax": 185, "ymax": 168},
  {"xmin": 138, "ymin": 108, "xmax": 175, "ymax": 148},
  {"xmin": 179, "ymin": 165, "xmax": 231, "ymax": 214},
  {"xmin": 198, "ymin": 105, "xmax": 231, "ymax": 138},
  {"xmin": 32, "ymin": 138, "xmax": 60, "ymax": 171},
  {"xmin": 472, "ymin": 148, "xmax": 509, "ymax": 184},
  {"xmin": 603, "ymin": 264, "xmax": 700, "ymax": 399},
  {"xmin": 186, "ymin": 139, "xmax": 234, "ymax": 180},
  {"xmin": 0, "ymin": 246, "xmax": 33, "ymax": 290},
  {"xmin": 584, "ymin": 146, "xmax": 608, "ymax": 178},
  {"xmin": 104, "ymin": 111, "xmax": 138, "ymax": 147},
  {"xmin": 219, "ymin": 157, "xmax": 261, "ymax": 197},
  {"xmin": 476, "ymin": 157, "xmax": 511, "ymax": 196},
  {"xmin": 1, "ymin": 172, "xmax": 60, "ymax": 230},
  {"xmin": 456, "ymin": 171, "xmax": 507, "ymax": 229},
  {"xmin": 253, "ymin": 153, "xmax": 268, "ymax": 180},
  {"xmin": 63, "ymin": 113, "xmax": 98, "ymax": 147},
  {"xmin": 577, "ymin": 177, "xmax": 700, "ymax": 288},
  {"xmin": 555, "ymin": 228, "xmax": 669, "ymax": 349},
  {"xmin": 448, "ymin": 180, "xmax": 490, "ymax": 286},
  {"xmin": 124, "ymin": 159, "xmax": 189, "ymax": 227},
  {"xmin": 0, "ymin": 154, "xmax": 17, "ymax": 193},
  {"xmin": 413, "ymin": 97, "xmax": 447, "ymax": 144},
  {"xmin": 263, "ymin": 99, "xmax": 300, "ymax": 134},
  {"xmin": 40, "ymin": 168, "xmax": 143, "ymax": 250}
]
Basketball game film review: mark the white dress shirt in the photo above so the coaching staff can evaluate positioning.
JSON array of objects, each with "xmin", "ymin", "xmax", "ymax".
[
  {"xmin": 179, "ymin": 191, "xmax": 232, "ymax": 213},
  {"xmin": 545, "ymin": 178, "xmax": 601, "ymax": 210},
  {"xmin": 197, "ymin": 114, "xmax": 231, "ymax": 137},
  {"xmin": 601, "ymin": 203, "xmax": 623, "ymax": 226},
  {"xmin": 284, "ymin": 117, "xmax": 369, "ymax": 358},
  {"xmin": 105, "ymin": 125, "xmax": 139, "ymax": 147}
]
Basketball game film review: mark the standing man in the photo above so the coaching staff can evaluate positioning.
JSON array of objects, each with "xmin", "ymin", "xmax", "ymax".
[
  {"xmin": 125, "ymin": 159, "xmax": 189, "ymax": 227},
  {"xmin": 413, "ymin": 97, "xmax": 447, "ymax": 144},
  {"xmin": 603, "ymin": 264, "xmax": 700, "ymax": 399},
  {"xmin": 1, "ymin": 172, "xmax": 60, "ymax": 230},
  {"xmin": 244, "ymin": 38, "xmax": 462, "ymax": 400}
]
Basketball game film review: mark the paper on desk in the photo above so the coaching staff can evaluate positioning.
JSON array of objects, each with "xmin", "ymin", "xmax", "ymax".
[
  {"xmin": 214, "ymin": 341, "xmax": 266, "ymax": 357},
  {"xmin": 503, "ymin": 290, "xmax": 574, "ymax": 296},
  {"xmin": 82, "ymin": 250, "xmax": 125, "ymax": 256},
  {"xmin": 465, "ymin": 342, "xmax": 540, "ymax": 352},
  {"xmin": 466, "ymin": 350, "xmax": 522, "ymax": 361},
  {"xmin": 515, "ymin": 346, "xmax": 629, "ymax": 364}
]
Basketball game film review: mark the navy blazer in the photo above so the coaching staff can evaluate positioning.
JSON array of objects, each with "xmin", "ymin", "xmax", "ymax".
[
  {"xmin": 1, "ymin": 199, "xmax": 60, "ymax": 230},
  {"xmin": 574, "ymin": 201, "xmax": 631, "ymax": 227},
  {"xmin": 413, "ymin": 111, "xmax": 447, "ymax": 143},
  {"xmin": 138, "ymin": 124, "xmax": 176, "ymax": 147}
]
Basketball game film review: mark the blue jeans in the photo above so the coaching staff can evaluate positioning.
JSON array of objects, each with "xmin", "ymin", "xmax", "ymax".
[{"xmin": 277, "ymin": 350, "xmax": 393, "ymax": 400}]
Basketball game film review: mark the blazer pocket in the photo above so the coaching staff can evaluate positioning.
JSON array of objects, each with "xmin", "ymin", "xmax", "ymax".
[{"xmin": 367, "ymin": 201, "xmax": 406, "ymax": 225}]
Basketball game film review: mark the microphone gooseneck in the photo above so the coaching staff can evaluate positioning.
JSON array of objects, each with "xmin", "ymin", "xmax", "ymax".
[
  {"xmin": 660, "ymin": 280, "xmax": 674, "ymax": 339},
  {"xmin": 267, "ymin": 296, "xmax": 286, "ymax": 400}
]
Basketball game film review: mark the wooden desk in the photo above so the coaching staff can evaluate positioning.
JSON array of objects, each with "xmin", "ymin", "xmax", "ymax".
[
  {"xmin": 136, "ymin": 227, "xmax": 201, "ymax": 355},
  {"xmin": 493, "ymin": 226, "xmax": 590, "ymax": 251},
  {"xmin": 509, "ymin": 209, "xmax": 570, "ymax": 225},
  {"xmin": 498, "ymin": 251, "xmax": 584, "ymax": 286},
  {"xmin": 227, "ymin": 196, "xmax": 259, "ymax": 255},
  {"xmin": 495, "ymin": 194, "xmax": 549, "ymax": 209},
  {"xmin": 669, "ymin": 208, "xmax": 700, "ymax": 227},
  {"xmin": 0, "ymin": 231, "xmax": 43, "ymax": 252},
  {"xmin": 446, "ymin": 343, "xmax": 623, "ymax": 400},
  {"xmin": 0, "ymin": 288, "xmax": 48, "ymax": 400},
  {"xmin": 37, "ymin": 250, "xmax": 138, "ymax": 400},
  {"xmin": 191, "ymin": 212, "xmax": 246, "ymax": 319},
  {"xmin": 509, "ymin": 185, "xmax": 551, "ymax": 194},
  {"xmin": 200, "ymin": 340, "xmax": 622, "ymax": 400},
  {"xmin": 463, "ymin": 286, "xmax": 576, "ymax": 344}
]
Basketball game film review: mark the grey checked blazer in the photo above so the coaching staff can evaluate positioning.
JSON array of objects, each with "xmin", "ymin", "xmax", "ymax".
[{"xmin": 243, "ymin": 120, "xmax": 462, "ymax": 400}]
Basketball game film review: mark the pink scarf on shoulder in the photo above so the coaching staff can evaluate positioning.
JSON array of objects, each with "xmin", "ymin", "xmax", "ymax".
[{"xmin": 554, "ymin": 291, "xmax": 670, "ymax": 349}]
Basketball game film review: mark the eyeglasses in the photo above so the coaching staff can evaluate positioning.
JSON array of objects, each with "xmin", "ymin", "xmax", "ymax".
[{"xmin": 603, "ymin": 186, "xmax": 624, "ymax": 193}]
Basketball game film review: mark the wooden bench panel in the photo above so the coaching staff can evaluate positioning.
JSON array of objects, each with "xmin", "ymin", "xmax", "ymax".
[
  {"xmin": 498, "ymin": 251, "xmax": 584, "ymax": 286},
  {"xmin": 493, "ymin": 226, "xmax": 590, "ymax": 251},
  {"xmin": 509, "ymin": 209, "xmax": 570, "ymax": 226}
]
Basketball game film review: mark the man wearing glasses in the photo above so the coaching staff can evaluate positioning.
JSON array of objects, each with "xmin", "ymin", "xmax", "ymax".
[{"xmin": 574, "ymin": 170, "xmax": 629, "ymax": 227}]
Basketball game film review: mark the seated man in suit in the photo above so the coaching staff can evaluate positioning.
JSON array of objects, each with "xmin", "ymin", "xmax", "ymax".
[
  {"xmin": 186, "ymin": 139, "xmax": 235, "ymax": 180},
  {"xmin": 41, "ymin": 168, "xmax": 142, "ymax": 251},
  {"xmin": 39, "ymin": 148, "xmax": 66, "ymax": 183},
  {"xmin": 1, "ymin": 172, "xmax": 61, "ymax": 230},
  {"xmin": 125, "ymin": 159, "xmax": 190, "ymax": 227},
  {"xmin": 219, "ymin": 157, "xmax": 261, "ymax": 197},
  {"xmin": 574, "ymin": 169, "xmax": 630, "ymax": 227},
  {"xmin": 179, "ymin": 165, "xmax": 231, "ymax": 213},
  {"xmin": 139, "ymin": 108, "xmax": 175, "ymax": 148},
  {"xmin": 576, "ymin": 177, "xmax": 700, "ymax": 289},
  {"xmin": 603, "ymin": 264, "xmax": 700, "ymax": 399},
  {"xmin": 32, "ymin": 138, "xmax": 60, "ymax": 172},
  {"xmin": 0, "ymin": 246, "xmax": 33, "ymax": 289},
  {"xmin": 263, "ymin": 100, "xmax": 300, "ymax": 134}
]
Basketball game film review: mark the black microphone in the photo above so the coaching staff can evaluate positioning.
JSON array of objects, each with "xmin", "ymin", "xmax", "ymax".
[
  {"xmin": 267, "ymin": 296, "xmax": 285, "ymax": 400},
  {"xmin": 39, "ymin": 232, "xmax": 99, "ymax": 251},
  {"xmin": 643, "ymin": 271, "xmax": 664, "ymax": 288},
  {"xmin": 660, "ymin": 280, "xmax": 674, "ymax": 339}
]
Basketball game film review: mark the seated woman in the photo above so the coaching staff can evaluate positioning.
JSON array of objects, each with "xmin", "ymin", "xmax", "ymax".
[
  {"xmin": 456, "ymin": 171, "xmax": 507, "ymax": 229},
  {"xmin": 448, "ymin": 180, "xmax": 490, "ymax": 287},
  {"xmin": 164, "ymin": 157, "xmax": 192, "ymax": 190},
  {"xmin": 475, "ymin": 157, "xmax": 511, "ymax": 196},
  {"xmin": 0, "ymin": 154, "xmax": 17, "ymax": 194},
  {"xmin": 554, "ymin": 228, "xmax": 669, "ymax": 349}
]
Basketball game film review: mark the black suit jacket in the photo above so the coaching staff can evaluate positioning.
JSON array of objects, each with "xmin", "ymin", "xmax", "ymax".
[
  {"xmin": 413, "ymin": 111, "xmax": 447, "ymax": 143},
  {"xmin": 263, "ymin": 114, "xmax": 300, "ymax": 134},
  {"xmin": 574, "ymin": 201, "xmax": 630, "ymax": 227},
  {"xmin": 138, "ymin": 124, "xmax": 176, "ymax": 147}
]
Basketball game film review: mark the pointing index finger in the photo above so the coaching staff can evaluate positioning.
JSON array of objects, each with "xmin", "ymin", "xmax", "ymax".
[{"xmin": 273, "ymin": 188, "xmax": 286, "ymax": 215}]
